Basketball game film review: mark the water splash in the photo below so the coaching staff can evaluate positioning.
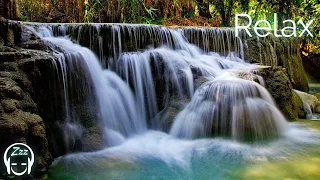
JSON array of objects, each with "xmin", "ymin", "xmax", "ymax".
[{"xmin": 170, "ymin": 77, "xmax": 287, "ymax": 141}]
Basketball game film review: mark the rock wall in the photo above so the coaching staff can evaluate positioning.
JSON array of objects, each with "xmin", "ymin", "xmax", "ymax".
[
  {"xmin": 0, "ymin": 46, "xmax": 53, "ymax": 177},
  {"xmin": 0, "ymin": 20, "xmax": 99, "ymax": 178},
  {"xmin": 245, "ymin": 36, "xmax": 309, "ymax": 92}
]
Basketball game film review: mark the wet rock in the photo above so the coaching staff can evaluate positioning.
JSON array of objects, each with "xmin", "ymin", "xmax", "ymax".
[
  {"xmin": 245, "ymin": 37, "xmax": 309, "ymax": 92},
  {"xmin": 314, "ymin": 94, "xmax": 320, "ymax": 113},
  {"xmin": 20, "ymin": 39, "xmax": 47, "ymax": 50},
  {"xmin": 194, "ymin": 76, "xmax": 209, "ymax": 89},
  {"xmin": 0, "ymin": 51, "xmax": 31, "ymax": 62},
  {"xmin": 0, "ymin": 115, "xmax": 28, "ymax": 139},
  {"xmin": 258, "ymin": 67, "xmax": 306, "ymax": 120},
  {"xmin": 0, "ymin": 45, "xmax": 53, "ymax": 178},
  {"xmin": 0, "ymin": 45, "xmax": 16, "ymax": 52},
  {"xmin": 82, "ymin": 125, "xmax": 104, "ymax": 152},
  {"xmin": 160, "ymin": 96, "xmax": 189, "ymax": 132},
  {"xmin": 315, "ymin": 106, "xmax": 320, "ymax": 114},
  {"xmin": 0, "ymin": 61, "xmax": 18, "ymax": 71},
  {"xmin": 0, "ymin": 19, "xmax": 22, "ymax": 46},
  {"xmin": 1, "ymin": 99, "xmax": 20, "ymax": 112},
  {"xmin": 294, "ymin": 90, "xmax": 319, "ymax": 108},
  {"xmin": 0, "ymin": 77, "xmax": 24, "ymax": 99}
]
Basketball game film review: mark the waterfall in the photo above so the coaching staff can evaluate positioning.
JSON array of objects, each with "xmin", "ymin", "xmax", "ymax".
[
  {"xmin": 25, "ymin": 25, "xmax": 147, "ymax": 148},
  {"xmin": 44, "ymin": 37, "xmax": 147, "ymax": 145},
  {"xmin": 170, "ymin": 76, "xmax": 287, "ymax": 141},
  {"xmin": 24, "ymin": 22, "xmax": 290, "ymax": 148},
  {"xmin": 303, "ymin": 101, "xmax": 315, "ymax": 119}
]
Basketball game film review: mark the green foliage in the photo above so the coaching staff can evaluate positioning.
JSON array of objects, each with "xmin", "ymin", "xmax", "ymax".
[{"xmin": 14, "ymin": 0, "xmax": 320, "ymax": 52}]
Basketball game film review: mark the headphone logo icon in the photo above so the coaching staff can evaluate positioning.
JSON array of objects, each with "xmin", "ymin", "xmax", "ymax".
[{"xmin": 3, "ymin": 143, "xmax": 34, "ymax": 176}]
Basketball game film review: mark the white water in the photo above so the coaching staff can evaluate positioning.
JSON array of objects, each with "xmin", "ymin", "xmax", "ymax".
[
  {"xmin": 24, "ymin": 23, "xmax": 149, "ymax": 147},
  {"xmin": 25, "ymin": 23, "xmax": 293, "ymax": 144},
  {"xmin": 46, "ymin": 37, "xmax": 146, "ymax": 138},
  {"xmin": 170, "ymin": 77, "xmax": 287, "ymax": 141},
  {"xmin": 50, "ymin": 124, "xmax": 319, "ymax": 179},
  {"xmin": 22, "ymin": 23, "xmax": 320, "ymax": 179}
]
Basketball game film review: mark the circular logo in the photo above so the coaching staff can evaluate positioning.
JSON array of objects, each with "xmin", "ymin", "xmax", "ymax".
[{"xmin": 3, "ymin": 143, "xmax": 34, "ymax": 176}]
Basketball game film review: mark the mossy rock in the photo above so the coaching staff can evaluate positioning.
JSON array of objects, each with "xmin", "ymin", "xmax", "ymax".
[
  {"xmin": 0, "ymin": 77, "xmax": 24, "ymax": 99},
  {"xmin": 0, "ymin": 115, "xmax": 28, "ymax": 140},
  {"xmin": 245, "ymin": 36, "xmax": 309, "ymax": 92},
  {"xmin": 258, "ymin": 67, "xmax": 306, "ymax": 120},
  {"xmin": 1, "ymin": 98, "xmax": 20, "ymax": 113}
]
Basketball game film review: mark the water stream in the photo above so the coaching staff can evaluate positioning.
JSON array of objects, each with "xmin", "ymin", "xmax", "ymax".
[{"xmin": 23, "ymin": 23, "xmax": 320, "ymax": 179}]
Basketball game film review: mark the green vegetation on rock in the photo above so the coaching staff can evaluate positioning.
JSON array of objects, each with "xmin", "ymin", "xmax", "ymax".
[{"xmin": 258, "ymin": 67, "xmax": 306, "ymax": 120}]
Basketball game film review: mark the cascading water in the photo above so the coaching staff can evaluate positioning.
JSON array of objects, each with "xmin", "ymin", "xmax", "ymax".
[
  {"xmin": 21, "ymin": 22, "xmax": 320, "ymax": 180},
  {"xmin": 25, "ymin": 22, "xmax": 289, "ymax": 143},
  {"xmin": 47, "ymin": 37, "xmax": 147, "ymax": 144},
  {"xmin": 25, "ymin": 24, "xmax": 147, "ymax": 148},
  {"xmin": 170, "ymin": 76, "xmax": 287, "ymax": 141}
]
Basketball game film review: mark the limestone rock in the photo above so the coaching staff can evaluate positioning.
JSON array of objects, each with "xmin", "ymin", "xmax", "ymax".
[
  {"xmin": 315, "ymin": 106, "xmax": 320, "ymax": 114},
  {"xmin": 314, "ymin": 93, "xmax": 320, "ymax": 101},
  {"xmin": 294, "ymin": 90, "xmax": 319, "ymax": 108}
]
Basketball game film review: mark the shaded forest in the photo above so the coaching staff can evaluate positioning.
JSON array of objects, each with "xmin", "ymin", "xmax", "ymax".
[{"xmin": 1, "ymin": 0, "xmax": 319, "ymax": 53}]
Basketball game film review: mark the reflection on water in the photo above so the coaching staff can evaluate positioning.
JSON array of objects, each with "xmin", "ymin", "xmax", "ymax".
[{"xmin": 309, "ymin": 83, "xmax": 320, "ymax": 94}]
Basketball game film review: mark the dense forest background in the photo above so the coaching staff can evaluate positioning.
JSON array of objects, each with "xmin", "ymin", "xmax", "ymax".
[{"xmin": 1, "ymin": 0, "xmax": 319, "ymax": 53}]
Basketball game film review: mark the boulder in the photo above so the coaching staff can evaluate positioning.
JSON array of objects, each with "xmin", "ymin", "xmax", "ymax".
[
  {"xmin": 315, "ymin": 106, "xmax": 320, "ymax": 114},
  {"xmin": 314, "ymin": 93, "xmax": 320, "ymax": 101},
  {"xmin": 245, "ymin": 37, "xmax": 309, "ymax": 92},
  {"xmin": 314, "ymin": 94, "xmax": 320, "ymax": 113},
  {"xmin": 294, "ymin": 90, "xmax": 319, "ymax": 108},
  {"xmin": 257, "ymin": 67, "xmax": 306, "ymax": 120}
]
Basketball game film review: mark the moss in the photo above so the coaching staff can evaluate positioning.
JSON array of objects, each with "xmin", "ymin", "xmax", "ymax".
[
  {"xmin": 259, "ymin": 67, "xmax": 306, "ymax": 120},
  {"xmin": 0, "ymin": 77, "xmax": 24, "ymax": 99},
  {"xmin": 291, "ymin": 90, "xmax": 306, "ymax": 119},
  {"xmin": 82, "ymin": 125, "xmax": 104, "ymax": 152},
  {"xmin": 0, "ymin": 115, "xmax": 28, "ymax": 141},
  {"xmin": 1, "ymin": 99, "xmax": 20, "ymax": 112},
  {"xmin": 245, "ymin": 35, "xmax": 309, "ymax": 92}
]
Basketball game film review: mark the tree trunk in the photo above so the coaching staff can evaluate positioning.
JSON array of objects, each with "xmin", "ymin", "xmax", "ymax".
[
  {"xmin": 216, "ymin": 0, "xmax": 227, "ymax": 26},
  {"xmin": 197, "ymin": 0, "xmax": 211, "ymax": 18},
  {"xmin": 0, "ymin": 0, "xmax": 17, "ymax": 19}
]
